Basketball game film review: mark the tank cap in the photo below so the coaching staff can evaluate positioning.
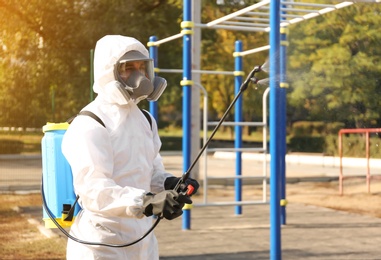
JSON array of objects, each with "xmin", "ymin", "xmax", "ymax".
[{"xmin": 43, "ymin": 122, "xmax": 69, "ymax": 133}]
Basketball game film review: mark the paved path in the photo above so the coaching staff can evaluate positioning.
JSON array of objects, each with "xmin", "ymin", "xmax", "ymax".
[
  {"xmin": 16, "ymin": 194, "xmax": 381, "ymax": 260},
  {"xmin": 0, "ymin": 152, "xmax": 370, "ymax": 193},
  {"xmin": 157, "ymin": 202, "xmax": 381, "ymax": 259},
  {"xmin": 3, "ymin": 153, "xmax": 381, "ymax": 259}
]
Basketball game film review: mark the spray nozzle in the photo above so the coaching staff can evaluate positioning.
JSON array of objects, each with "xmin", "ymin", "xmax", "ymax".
[
  {"xmin": 253, "ymin": 65, "xmax": 262, "ymax": 73},
  {"xmin": 250, "ymin": 66, "xmax": 263, "ymax": 83},
  {"xmin": 240, "ymin": 65, "xmax": 263, "ymax": 91}
]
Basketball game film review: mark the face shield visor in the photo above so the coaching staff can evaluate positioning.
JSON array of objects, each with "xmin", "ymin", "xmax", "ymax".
[
  {"xmin": 114, "ymin": 50, "xmax": 167, "ymax": 104},
  {"xmin": 117, "ymin": 51, "xmax": 155, "ymax": 81},
  {"xmin": 114, "ymin": 51, "xmax": 155, "ymax": 103}
]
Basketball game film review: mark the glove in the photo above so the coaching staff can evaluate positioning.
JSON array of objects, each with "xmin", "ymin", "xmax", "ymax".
[
  {"xmin": 142, "ymin": 190, "xmax": 189, "ymax": 220},
  {"xmin": 164, "ymin": 176, "xmax": 200, "ymax": 196}
]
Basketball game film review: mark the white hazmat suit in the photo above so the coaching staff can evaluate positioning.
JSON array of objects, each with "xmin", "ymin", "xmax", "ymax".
[{"xmin": 62, "ymin": 35, "xmax": 173, "ymax": 260}]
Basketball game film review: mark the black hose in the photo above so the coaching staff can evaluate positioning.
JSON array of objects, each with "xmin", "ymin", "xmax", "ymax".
[
  {"xmin": 42, "ymin": 65, "xmax": 262, "ymax": 247},
  {"xmin": 41, "ymin": 178, "xmax": 161, "ymax": 248}
]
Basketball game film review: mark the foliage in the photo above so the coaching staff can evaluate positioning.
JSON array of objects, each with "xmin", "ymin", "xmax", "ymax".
[
  {"xmin": 200, "ymin": 1, "xmax": 268, "ymax": 122},
  {"xmin": 288, "ymin": 136, "xmax": 326, "ymax": 153},
  {"xmin": 0, "ymin": 0, "xmax": 94, "ymax": 127},
  {"xmin": 338, "ymin": 134, "xmax": 381, "ymax": 158},
  {"xmin": 0, "ymin": 0, "xmax": 182, "ymax": 127},
  {"xmin": 321, "ymin": 133, "xmax": 381, "ymax": 158},
  {"xmin": 291, "ymin": 121, "xmax": 345, "ymax": 136},
  {"xmin": 287, "ymin": 3, "xmax": 381, "ymax": 128},
  {"xmin": 0, "ymin": 0, "xmax": 380, "ymax": 140}
]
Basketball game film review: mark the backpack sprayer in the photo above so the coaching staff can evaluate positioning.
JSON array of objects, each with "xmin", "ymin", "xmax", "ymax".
[
  {"xmin": 41, "ymin": 122, "xmax": 80, "ymax": 228},
  {"xmin": 41, "ymin": 64, "xmax": 263, "ymax": 247}
]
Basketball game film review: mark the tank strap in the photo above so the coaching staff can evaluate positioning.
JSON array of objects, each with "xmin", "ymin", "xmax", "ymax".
[
  {"xmin": 77, "ymin": 111, "xmax": 106, "ymax": 128},
  {"xmin": 67, "ymin": 110, "xmax": 152, "ymax": 129},
  {"xmin": 140, "ymin": 109, "xmax": 152, "ymax": 130},
  {"xmin": 66, "ymin": 110, "xmax": 105, "ymax": 128}
]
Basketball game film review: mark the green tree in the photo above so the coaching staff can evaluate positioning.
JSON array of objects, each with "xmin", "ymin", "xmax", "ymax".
[
  {"xmin": 287, "ymin": 3, "xmax": 381, "ymax": 128},
  {"xmin": 200, "ymin": 0, "xmax": 268, "ymax": 124},
  {"xmin": 0, "ymin": 0, "xmax": 182, "ymax": 127},
  {"xmin": 0, "ymin": 0, "xmax": 96, "ymax": 127}
]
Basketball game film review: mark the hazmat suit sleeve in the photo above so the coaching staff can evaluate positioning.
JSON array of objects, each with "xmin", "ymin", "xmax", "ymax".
[{"xmin": 62, "ymin": 116, "xmax": 148, "ymax": 219}]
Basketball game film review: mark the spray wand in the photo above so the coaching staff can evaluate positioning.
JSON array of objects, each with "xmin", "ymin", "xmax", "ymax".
[{"xmin": 174, "ymin": 65, "xmax": 263, "ymax": 194}]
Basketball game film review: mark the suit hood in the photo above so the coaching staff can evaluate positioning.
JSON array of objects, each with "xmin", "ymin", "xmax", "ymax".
[{"xmin": 92, "ymin": 35, "xmax": 150, "ymax": 104}]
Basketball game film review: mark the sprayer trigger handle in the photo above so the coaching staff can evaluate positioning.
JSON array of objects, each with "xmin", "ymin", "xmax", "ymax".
[
  {"xmin": 179, "ymin": 184, "xmax": 194, "ymax": 196},
  {"xmin": 186, "ymin": 185, "xmax": 195, "ymax": 196}
]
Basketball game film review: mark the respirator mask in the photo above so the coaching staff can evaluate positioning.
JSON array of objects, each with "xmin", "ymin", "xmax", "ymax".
[{"xmin": 114, "ymin": 50, "xmax": 167, "ymax": 104}]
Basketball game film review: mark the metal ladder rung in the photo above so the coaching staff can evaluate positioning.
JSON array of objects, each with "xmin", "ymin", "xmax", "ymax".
[
  {"xmin": 208, "ymin": 121, "xmax": 266, "ymax": 127},
  {"xmin": 207, "ymin": 175, "xmax": 266, "ymax": 180},
  {"xmin": 194, "ymin": 200, "xmax": 269, "ymax": 207},
  {"xmin": 207, "ymin": 147, "xmax": 266, "ymax": 152}
]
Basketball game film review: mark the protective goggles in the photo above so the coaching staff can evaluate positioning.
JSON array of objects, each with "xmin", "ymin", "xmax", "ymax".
[{"xmin": 116, "ymin": 50, "xmax": 154, "ymax": 83}]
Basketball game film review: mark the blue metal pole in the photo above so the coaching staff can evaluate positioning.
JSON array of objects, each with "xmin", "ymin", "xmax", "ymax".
[
  {"xmin": 234, "ymin": 41, "xmax": 243, "ymax": 215},
  {"xmin": 148, "ymin": 36, "xmax": 159, "ymax": 121},
  {"xmin": 269, "ymin": 0, "xmax": 282, "ymax": 259},
  {"xmin": 280, "ymin": 5, "xmax": 288, "ymax": 226},
  {"xmin": 182, "ymin": 205, "xmax": 191, "ymax": 228},
  {"xmin": 182, "ymin": 0, "xmax": 192, "ymax": 230}
]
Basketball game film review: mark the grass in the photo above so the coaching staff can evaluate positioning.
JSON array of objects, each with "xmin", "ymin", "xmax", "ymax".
[
  {"xmin": 0, "ymin": 132, "xmax": 43, "ymax": 154},
  {"xmin": 0, "ymin": 127, "xmax": 265, "ymax": 154},
  {"xmin": 4, "ymin": 127, "xmax": 379, "ymax": 158}
]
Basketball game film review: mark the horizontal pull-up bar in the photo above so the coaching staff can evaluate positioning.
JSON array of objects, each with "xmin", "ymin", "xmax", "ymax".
[
  {"xmin": 261, "ymin": 6, "xmax": 320, "ymax": 13},
  {"xmin": 221, "ymin": 21, "xmax": 269, "ymax": 28},
  {"xmin": 281, "ymin": 1, "xmax": 336, "ymax": 8},
  {"xmin": 155, "ymin": 68, "xmax": 236, "ymax": 76},
  {"xmin": 234, "ymin": 45, "xmax": 270, "ymax": 57},
  {"xmin": 148, "ymin": 33, "xmax": 182, "ymax": 46},
  {"xmin": 206, "ymin": 0, "xmax": 270, "ymax": 27},
  {"xmin": 235, "ymin": 17, "xmax": 270, "ymax": 23},
  {"xmin": 208, "ymin": 121, "xmax": 266, "ymax": 127},
  {"xmin": 196, "ymin": 23, "xmax": 267, "ymax": 32}
]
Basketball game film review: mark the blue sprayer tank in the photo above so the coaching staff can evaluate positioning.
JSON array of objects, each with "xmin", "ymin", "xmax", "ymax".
[{"xmin": 42, "ymin": 122, "xmax": 80, "ymax": 228}]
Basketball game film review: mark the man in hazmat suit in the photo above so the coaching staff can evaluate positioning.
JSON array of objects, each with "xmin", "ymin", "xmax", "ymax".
[{"xmin": 62, "ymin": 35, "xmax": 199, "ymax": 259}]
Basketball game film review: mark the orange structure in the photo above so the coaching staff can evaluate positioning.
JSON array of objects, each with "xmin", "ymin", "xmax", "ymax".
[{"xmin": 339, "ymin": 128, "xmax": 381, "ymax": 195}]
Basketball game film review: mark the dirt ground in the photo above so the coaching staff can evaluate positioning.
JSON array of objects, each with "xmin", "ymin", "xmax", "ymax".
[
  {"xmin": 1, "ymin": 178, "xmax": 381, "ymax": 259},
  {"xmin": 0, "ymin": 193, "xmax": 67, "ymax": 259},
  {"xmin": 286, "ymin": 178, "xmax": 381, "ymax": 218},
  {"xmin": 202, "ymin": 177, "xmax": 381, "ymax": 219}
]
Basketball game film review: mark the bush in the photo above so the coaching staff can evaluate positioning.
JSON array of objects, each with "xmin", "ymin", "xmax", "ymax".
[
  {"xmin": 295, "ymin": 134, "xmax": 381, "ymax": 158},
  {"xmin": 0, "ymin": 139, "xmax": 24, "ymax": 154},
  {"xmin": 160, "ymin": 136, "xmax": 182, "ymax": 151},
  {"xmin": 292, "ymin": 121, "xmax": 312, "ymax": 136},
  {"xmin": 291, "ymin": 121, "xmax": 345, "ymax": 136},
  {"xmin": 325, "ymin": 122, "xmax": 345, "ymax": 135},
  {"xmin": 337, "ymin": 135, "xmax": 381, "ymax": 158},
  {"xmin": 288, "ymin": 136, "xmax": 325, "ymax": 153},
  {"xmin": 323, "ymin": 135, "xmax": 338, "ymax": 156}
]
